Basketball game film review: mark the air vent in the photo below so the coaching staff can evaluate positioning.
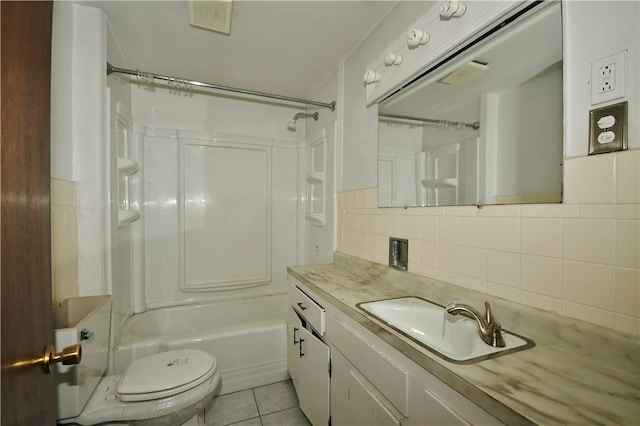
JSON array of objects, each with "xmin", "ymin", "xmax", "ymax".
[
  {"xmin": 188, "ymin": 0, "xmax": 233, "ymax": 35},
  {"xmin": 440, "ymin": 60, "xmax": 489, "ymax": 85}
]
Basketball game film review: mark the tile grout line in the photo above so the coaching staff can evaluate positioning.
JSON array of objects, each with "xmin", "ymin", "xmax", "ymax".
[{"xmin": 250, "ymin": 387, "xmax": 264, "ymax": 425}]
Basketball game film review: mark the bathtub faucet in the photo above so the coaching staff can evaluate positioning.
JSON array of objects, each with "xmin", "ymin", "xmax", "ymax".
[{"xmin": 446, "ymin": 301, "xmax": 505, "ymax": 347}]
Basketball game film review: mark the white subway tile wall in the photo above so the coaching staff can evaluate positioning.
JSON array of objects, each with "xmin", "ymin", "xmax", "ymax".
[
  {"xmin": 51, "ymin": 178, "xmax": 78, "ymax": 305},
  {"xmin": 337, "ymin": 150, "xmax": 640, "ymax": 335}
]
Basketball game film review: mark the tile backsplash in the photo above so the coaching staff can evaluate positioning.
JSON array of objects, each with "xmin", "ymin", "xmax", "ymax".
[
  {"xmin": 337, "ymin": 150, "xmax": 639, "ymax": 336},
  {"xmin": 51, "ymin": 178, "xmax": 78, "ymax": 305}
]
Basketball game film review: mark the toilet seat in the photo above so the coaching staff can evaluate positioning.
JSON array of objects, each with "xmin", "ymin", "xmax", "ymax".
[{"xmin": 117, "ymin": 349, "xmax": 217, "ymax": 402}]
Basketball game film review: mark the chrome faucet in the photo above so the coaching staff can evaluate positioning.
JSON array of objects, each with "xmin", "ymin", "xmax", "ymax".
[{"xmin": 446, "ymin": 301, "xmax": 505, "ymax": 347}]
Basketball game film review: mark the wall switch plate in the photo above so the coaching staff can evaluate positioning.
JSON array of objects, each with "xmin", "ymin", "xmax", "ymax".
[
  {"xmin": 589, "ymin": 101, "xmax": 627, "ymax": 155},
  {"xmin": 591, "ymin": 51, "xmax": 626, "ymax": 105}
]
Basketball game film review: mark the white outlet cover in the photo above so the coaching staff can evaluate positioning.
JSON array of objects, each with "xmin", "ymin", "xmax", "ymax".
[{"xmin": 591, "ymin": 50, "xmax": 626, "ymax": 105}]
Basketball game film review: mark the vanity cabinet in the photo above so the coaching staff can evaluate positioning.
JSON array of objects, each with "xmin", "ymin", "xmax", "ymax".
[
  {"xmin": 288, "ymin": 286, "xmax": 330, "ymax": 426},
  {"xmin": 331, "ymin": 349, "xmax": 402, "ymax": 426},
  {"xmin": 288, "ymin": 277, "xmax": 502, "ymax": 426}
]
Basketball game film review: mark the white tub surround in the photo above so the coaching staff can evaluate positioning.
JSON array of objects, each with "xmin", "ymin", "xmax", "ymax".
[
  {"xmin": 287, "ymin": 253, "xmax": 640, "ymax": 425},
  {"xmin": 128, "ymin": 125, "xmax": 297, "ymax": 311}
]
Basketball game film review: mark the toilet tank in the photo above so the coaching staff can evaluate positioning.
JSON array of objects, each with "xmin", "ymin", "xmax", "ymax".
[{"xmin": 54, "ymin": 295, "xmax": 112, "ymax": 420}]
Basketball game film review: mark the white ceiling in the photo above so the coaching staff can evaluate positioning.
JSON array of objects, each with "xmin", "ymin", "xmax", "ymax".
[{"xmin": 80, "ymin": 1, "xmax": 398, "ymax": 100}]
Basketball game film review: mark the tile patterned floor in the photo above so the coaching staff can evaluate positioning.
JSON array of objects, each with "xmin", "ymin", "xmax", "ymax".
[{"xmin": 204, "ymin": 380, "xmax": 311, "ymax": 426}]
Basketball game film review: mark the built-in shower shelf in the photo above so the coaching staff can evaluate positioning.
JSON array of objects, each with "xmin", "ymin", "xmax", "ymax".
[
  {"xmin": 304, "ymin": 128, "xmax": 327, "ymax": 227},
  {"xmin": 421, "ymin": 178, "xmax": 457, "ymax": 189},
  {"xmin": 305, "ymin": 212, "xmax": 324, "ymax": 226},
  {"xmin": 306, "ymin": 174, "xmax": 324, "ymax": 185},
  {"xmin": 118, "ymin": 157, "xmax": 139, "ymax": 175},
  {"xmin": 118, "ymin": 209, "xmax": 140, "ymax": 226}
]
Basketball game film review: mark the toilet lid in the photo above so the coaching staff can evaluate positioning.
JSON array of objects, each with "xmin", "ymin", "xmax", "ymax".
[{"xmin": 117, "ymin": 349, "xmax": 216, "ymax": 402}]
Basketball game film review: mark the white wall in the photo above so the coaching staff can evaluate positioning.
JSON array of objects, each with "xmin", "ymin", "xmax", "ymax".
[
  {"xmin": 337, "ymin": 1, "xmax": 639, "ymax": 335},
  {"xmin": 306, "ymin": 67, "xmax": 340, "ymax": 263},
  {"xmin": 564, "ymin": 0, "xmax": 639, "ymax": 157},
  {"xmin": 342, "ymin": 2, "xmax": 437, "ymax": 192},
  {"xmin": 496, "ymin": 64, "xmax": 563, "ymax": 197},
  {"xmin": 378, "ymin": 122, "xmax": 424, "ymax": 206},
  {"xmin": 51, "ymin": 3, "xmax": 107, "ymax": 297}
]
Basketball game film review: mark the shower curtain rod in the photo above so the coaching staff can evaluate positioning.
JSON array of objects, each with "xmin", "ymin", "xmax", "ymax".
[
  {"xmin": 107, "ymin": 62, "xmax": 336, "ymax": 111},
  {"xmin": 379, "ymin": 112, "xmax": 480, "ymax": 130}
]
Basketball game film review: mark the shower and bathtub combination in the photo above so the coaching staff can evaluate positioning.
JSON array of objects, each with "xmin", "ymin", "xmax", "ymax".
[
  {"xmin": 105, "ymin": 100, "xmax": 304, "ymax": 395},
  {"xmin": 51, "ymin": 5, "xmax": 335, "ymax": 421},
  {"xmin": 52, "ymin": 86, "xmax": 327, "ymax": 423}
]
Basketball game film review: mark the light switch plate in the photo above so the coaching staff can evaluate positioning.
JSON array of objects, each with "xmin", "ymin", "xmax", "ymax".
[{"xmin": 589, "ymin": 101, "xmax": 627, "ymax": 155}]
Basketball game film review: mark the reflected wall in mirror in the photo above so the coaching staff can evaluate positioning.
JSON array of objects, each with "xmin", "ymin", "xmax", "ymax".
[{"xmin": 378, "ymin": 2, "xmax": 563, "ymax": 208}]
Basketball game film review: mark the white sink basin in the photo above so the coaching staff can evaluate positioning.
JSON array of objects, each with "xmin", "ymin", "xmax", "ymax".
[{"xmin": 357, "ymin": 297, "xmax": 533, "ymax": 363}]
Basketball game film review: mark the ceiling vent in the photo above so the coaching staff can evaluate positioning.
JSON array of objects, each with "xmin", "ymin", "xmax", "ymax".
[
  {"xmin": 440, "ymin": 61, "xmax": 489, "ymax": 85},
  {"xmin": 188, "ymin": 0, "xmax": 233, "ymax": 35}
]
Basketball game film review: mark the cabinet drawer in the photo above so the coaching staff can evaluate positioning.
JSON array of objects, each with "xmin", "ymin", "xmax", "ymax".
[
  {"xmin": 290, "ymin": 285, "xmax": 325, "ymax": 335},
  {"xmin": 327, "ymin": 313, "xmax": 409, "ymax": 416}
]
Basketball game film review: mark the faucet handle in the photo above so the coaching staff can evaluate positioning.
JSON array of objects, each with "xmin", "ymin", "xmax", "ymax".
[
  {"xmin": 484, "ymin": 302, "xmax": 506, "ymax": 347},
  {"xmin": 484, "ymin": 301, "xmax": 495, "ymax": 324}
]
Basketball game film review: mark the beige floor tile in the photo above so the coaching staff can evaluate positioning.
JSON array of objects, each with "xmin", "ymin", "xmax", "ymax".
[
  {"xmin": 261, "ymin": 407, "xmax": 311, "ymax": 426},
  {"xmin": 227, "ymin": 418, "xmax": 262, "ymax": 426},
  {"xmin": 253, "ymin": 380, "xmax": 299, "ymax": 416},
  {"xmin": 204, "ymin": 389, "xmax": 259, "ymax": 426}
]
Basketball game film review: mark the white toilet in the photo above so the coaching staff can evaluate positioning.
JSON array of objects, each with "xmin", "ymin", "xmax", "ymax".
[
  {"xmin": 60, "ymin": 349, "xmax": 221, "ymax": 425},
  {"xmin": 55, "ymin": 297, "xmax": 220, "ymax": 425}
]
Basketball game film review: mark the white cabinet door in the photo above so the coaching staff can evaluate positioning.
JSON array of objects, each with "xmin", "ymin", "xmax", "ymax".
[
  {"xmin": 423, "ymin": 388, "xmax": 470, "ymax": 426},
  {"xmin": 331, "ymin": 349, "xmax": 401, "ymax": 426},
  {"xmin": 298, "ymin": 326, "xmax": 330, "ymax": 426},
  {"xmin": 287, "ymin": 308, "xmax": 302, "ymax": 391}
]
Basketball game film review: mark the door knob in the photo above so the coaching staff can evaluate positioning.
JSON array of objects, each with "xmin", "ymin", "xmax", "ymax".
[
  {"xmin": 41, "ymin": 344, "xmax": 82, "ymax": 373},
  {"xmin": 2, "ymin": 344, "xmax": 82, "ymax": 374}
]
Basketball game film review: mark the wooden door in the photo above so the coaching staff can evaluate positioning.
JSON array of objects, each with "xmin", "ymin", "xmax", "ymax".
[{"xmin": 1, "ymin": 1, "xmax": 57, "ymax": 424}]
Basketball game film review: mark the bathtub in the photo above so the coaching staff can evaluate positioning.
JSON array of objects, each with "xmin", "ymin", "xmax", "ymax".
[{"xmin": 115, "ymin": 293, "xmax": 289, "ymax": 395}]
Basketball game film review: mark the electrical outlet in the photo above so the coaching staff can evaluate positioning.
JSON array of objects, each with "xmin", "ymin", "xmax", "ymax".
[
  {"xmin": 598, "ymin": 63, "xmax": 615, "ymax": 93},
  {"xmin": 591, "ymin": 51, "xmax": 626, "ymax": 105}
]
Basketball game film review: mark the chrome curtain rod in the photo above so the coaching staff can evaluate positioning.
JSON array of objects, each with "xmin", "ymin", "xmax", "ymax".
[
  {"xmin": 379, "ymin": 112, "xmax": 480, "ymax": 130},
  {"xmin": 107, "ymin": 62, "xmax": 336, "ymax": 111}
]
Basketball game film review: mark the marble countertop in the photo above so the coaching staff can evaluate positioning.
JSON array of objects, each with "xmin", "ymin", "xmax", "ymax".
[{"xmin": 287, "ymin": 253, "xmax": 640, "ymax": 425}]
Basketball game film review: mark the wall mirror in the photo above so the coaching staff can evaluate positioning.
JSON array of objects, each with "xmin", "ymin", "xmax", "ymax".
[{"xmin": 378, "ymin": 2, "xmax": 563, "ymax": 208}]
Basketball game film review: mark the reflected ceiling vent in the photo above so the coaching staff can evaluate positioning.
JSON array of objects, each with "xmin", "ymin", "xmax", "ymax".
[
  {"xmin": 440, "ymin": 60, "xmax": 489, "ymax": 85},
  {"xmin": 189, "ymin": 0, "xmax": 233, "ymax": 35}
]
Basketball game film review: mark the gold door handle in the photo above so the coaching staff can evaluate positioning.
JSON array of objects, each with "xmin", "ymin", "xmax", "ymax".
[
  {"xmin": 3, "ymin": 343, "xmax": 82, "ymax": 373},
  {"xmin": 41, "ymin": 344, "xmax": 82, "ymax": 373}
]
